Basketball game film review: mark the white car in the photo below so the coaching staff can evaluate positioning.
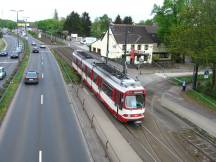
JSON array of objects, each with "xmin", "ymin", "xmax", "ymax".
[
  {"xmin": 0, "ymin": 67, "xmax": 6, "ymax": 80},
  {"xmin": 40, "ymin": 44, "xmax": 46, "ymax": 48}
]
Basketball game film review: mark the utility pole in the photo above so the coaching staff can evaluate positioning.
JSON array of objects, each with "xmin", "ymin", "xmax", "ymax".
[
  {"xmin": 10, "ymin": 9, "xmax": 24, "ymax": 47},
  {"xmin": 123, "ymin": 25, "xmax": 128, "ymax": 75},
  {"xmin": 106, "ymin": 23, "xmax": 110, "ymax": 64}
]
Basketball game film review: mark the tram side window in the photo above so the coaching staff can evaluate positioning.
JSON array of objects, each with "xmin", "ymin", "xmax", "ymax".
[
  {"xmin": 87, "ymin": 68, "xmax": 91, "ymax": 78},
  {"xmin": 93, "ymin": 72, "xmax": 97, "ymax": 83},
  {"xmin": 102, "ymin": 82, "xmax": 112, "ymax": 98}
]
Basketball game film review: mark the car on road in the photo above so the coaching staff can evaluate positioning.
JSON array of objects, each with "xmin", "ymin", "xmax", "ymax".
[
  {"xmin": 32, "ymin": 47, "xmax": 39, "ymax": 53},
  {"xmin": 31, "ymin": 42, "xmax": 37, "ymax": 46},
  {"xmin": 40, "ymin": 44, "xmax": 46, "ymax": 48},
  {"xmin": 10, "ymin": 51, "xmax": 19, "ymax": 58},
  {"xmin": 0, "ymin": 51, "xmax": 8, "ymax": 57},
  {"xmin": 24, "ymin": 71, "xmax": 39, "ymax": 84},
  {"xmin": 0, "ymin": 67, "xmax": 6, "ymax": 80}
]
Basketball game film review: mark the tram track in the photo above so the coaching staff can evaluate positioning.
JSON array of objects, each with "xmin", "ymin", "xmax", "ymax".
[{"xmin": 52, "ymin": 46, "xmax": 216, "ymax": 162}]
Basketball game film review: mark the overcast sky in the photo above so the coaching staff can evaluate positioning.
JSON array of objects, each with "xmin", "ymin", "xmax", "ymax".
[{"xmin": 0, "ymin": 0, "xmax": 164, "ymax": 22}]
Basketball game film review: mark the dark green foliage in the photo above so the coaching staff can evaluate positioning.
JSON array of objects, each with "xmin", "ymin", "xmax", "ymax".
[
  {"xmin": 123, "ymin": 16, "xmax": 133, "ymax": 24},
  {"xmin": 80, "ymin": 12, "xmax": 92, "ymax": 36},
  {"xmin": 114, "ymin": 15, "xmax": 122, "ymax": 24},
  {"xmin": 63, "ymin": 11, "xmax": 82, "ymax": 35},
  {"xmin": 0, "ymin": 19, "xmax": 16, "ymax": 29}
]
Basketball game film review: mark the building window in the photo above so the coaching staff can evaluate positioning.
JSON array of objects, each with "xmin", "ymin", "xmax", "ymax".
[
  {"xmin": 159, "ymin": 53, "xmax": 169, "ymax": 58},
  {"xmin": 144, "ymin": 45, "xmax": 148, "ymax": 50},
  {"xmin": 131, "ymin": 44, "xmax": 135, "ymax": 49},
  {"xmin": 97, "ymin": 48, "xmax": 101, "ymax": 54},
  {"xmin": 93, "ymin": 47, "xmax": 96, "ymax": 52},
  {"xmin": 122, "ymin": 45, "xmax": 126, "ymax": 50},
  {"xmin": 138, "ymin": 44, "xmax": 141, "ymax": 50}
]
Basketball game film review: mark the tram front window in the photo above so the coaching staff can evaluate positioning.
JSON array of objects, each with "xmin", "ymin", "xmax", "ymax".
[{"xmin": 125, "ymin": 95, "xmax": 145, "ymax": 108}]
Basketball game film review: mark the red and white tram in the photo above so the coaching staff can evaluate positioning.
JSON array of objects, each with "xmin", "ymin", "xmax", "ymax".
[{"xmin": 72, "ymin": 50, "xmax": 146, "ymax": 122}]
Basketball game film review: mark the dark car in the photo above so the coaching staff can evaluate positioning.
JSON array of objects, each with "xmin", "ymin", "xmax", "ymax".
[
  {"xmin": 24, "ymin": 71, "xmax": 39, "ymax": 84},
  {"xmin": 32, "ymin": 47, "xmax": 39, "ymax": 53},
  {"xmin": 0, "ymin": 51, "xmax": 8, "ymax": 57}
]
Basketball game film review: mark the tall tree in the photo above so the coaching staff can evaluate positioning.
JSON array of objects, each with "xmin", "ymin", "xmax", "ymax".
[
  {"xmin": 54, "ymin": 9, "xmax": 59, "ymax": 20},
  {"xmin": 114, "ymin": 15, "xmax": 122, "ymax": 24},
  {"xmin": 63, "ymin": 11, "xmax": 82, "ymax": 35},
  {"xmin": 123, "ymin": 16, "xmax": 133, "ymax": 24},
  {"xmin": 91, "ymin": 14, "xmax": 111, "ymax": 38},
  {"xmin": 80, "ymin": 12, "xmax": 91, "ymax": 37},
  {"xmin": 167, "ymin": 0, "xmax": 216, "ymax": 89}
]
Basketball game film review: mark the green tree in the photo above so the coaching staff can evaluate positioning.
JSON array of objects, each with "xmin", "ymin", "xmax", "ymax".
[
  {"xmin": 80, "ymin": 12, "xmax": 91, "ymax": 36},
  {"xmin": 114, "ymin": 15, "xmax": 122, "ymax": 24},
  {"xmin": 91, "ymin": 14, "xmax": 111, "ymax": 38},
  {"xmin": 123, "ymin": 16, "xmax": 133, "ymax": 24},
  {"xmin": 168, "ymin": 0, "xmax": 216, "ymax": 89},
  {"xmin": 36, "ymin": 19, "xmax": 63, "ymax": 36},
  {"xmin": 0, "ymin": 19, "xmax": 16, "ymax": 30},
  {"xmin": 54, "ymin": 9, "xmax": 59, "ymax": 20},
  {"xmin": 63, "ymin": 11, "xmax": 82, "ymax": 35}
]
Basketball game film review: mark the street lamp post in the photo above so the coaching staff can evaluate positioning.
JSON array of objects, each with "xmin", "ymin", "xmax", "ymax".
[
  {"xmin": 106, "ymin": 23, "xmax": 110, "ymax": 64},
  {"xmin": 123, "ymin": 25, "xmax": 128, "ymax": 75},
  {"xmin": 10, "ymin": 9, "xmax": 24, "ymax": 47}
]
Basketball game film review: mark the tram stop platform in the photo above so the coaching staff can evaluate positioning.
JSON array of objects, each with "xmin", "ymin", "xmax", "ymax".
[
  {"xmin": 69, "ymin": 85, "xmax": 142, "ymax": 162},
  {"xmin": 161, "ymin": 86, "xmax": 216, "ymax": 138}
]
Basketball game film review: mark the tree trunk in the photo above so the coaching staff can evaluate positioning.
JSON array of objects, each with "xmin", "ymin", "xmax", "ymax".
[
  {"xmin": 192, "ymin": 63, "xmax": 199, "ymax": 90},
  {"xmin": 212, "ymin": 63, "xmax": 216, "ymax": 89}
]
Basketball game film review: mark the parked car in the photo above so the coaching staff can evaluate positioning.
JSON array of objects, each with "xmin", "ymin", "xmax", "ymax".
[
  {"xmin": 24, "ymin": 71, "xmax": 39, "ymax": 84},
  {"xmin": 39, "ymin": 44, "xmax": 46, "ymax": 48},
  {"xmin": 0, "ymin": 51, "xmax": 8, "ymax": 57},
  {"xmin": 10, "ymin": 51, "xmax": 19, "ymax": 58},
  {"xmin": 0, "ymin": 67, "xmax": 6, "ymax": 80},
  {"xmin": 32, "ymin": 47, "xmax": 39, "ymax": 53}
]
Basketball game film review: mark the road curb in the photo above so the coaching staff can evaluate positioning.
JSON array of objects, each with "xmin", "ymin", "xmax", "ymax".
[{"xmin": 161, "ymin": 93, "xmax": 216, "ymax": 138}]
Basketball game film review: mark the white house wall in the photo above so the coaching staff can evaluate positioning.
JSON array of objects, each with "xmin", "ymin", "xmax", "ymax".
[{"xmin": 91, "ymin": 28, "xmax": 171, "ymax": 64}]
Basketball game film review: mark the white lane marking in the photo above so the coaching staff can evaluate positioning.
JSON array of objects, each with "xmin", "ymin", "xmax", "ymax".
[
  {"xmin": 41, "ymin": 61, "xmax": 43, "ymax": 65},
  {"xmin": 0, "ymin": 61, "xmax": 18, "ymax": 64},
  {"xmin": 42, "ymin": 73, "xmax": 44, "ymax": 79},
  {"xmin": 39, "ymin": 150, "xmax": 42, "ymax": 162},
  {"xmin": 41, "ymin": 94, "xmax": 44, "ymax": 105}
]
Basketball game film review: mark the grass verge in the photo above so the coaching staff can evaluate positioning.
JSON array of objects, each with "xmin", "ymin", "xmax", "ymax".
[
  {"xmin": 0, "ymin": 38, "xmax": 30, "ymax": 121},
  {"xmin": 186, "ymin": 90, "xmax": 216, "ymax": 111},
  {"xmin": 51, "ymin": 49, "xmax": 80, "ymax": 84},
  {"xmin": 0, "ymin": 38, "xmax": 6, "ymax": 50}
]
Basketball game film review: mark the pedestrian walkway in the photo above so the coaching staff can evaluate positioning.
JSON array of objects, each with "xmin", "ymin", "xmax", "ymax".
[
  {"xmin": 68, "ymin": 85, "xmax": 142, "ymax": 162},
  {"xmin": 161, "ymin": 86, "xmax": 216, "ymax": 138}
]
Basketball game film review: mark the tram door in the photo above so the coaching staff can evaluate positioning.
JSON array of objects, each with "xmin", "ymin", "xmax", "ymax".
[{"xmin": 113, "ymin": 90, "xmax": 122, "ymax": 117}]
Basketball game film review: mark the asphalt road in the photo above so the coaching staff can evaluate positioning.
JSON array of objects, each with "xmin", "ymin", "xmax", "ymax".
[
  {"xmin": 0, "ymin": 36, "xmax": 91, "ymax": 162},
  {"xmin": 0, "ymin": 34, "xmax": 20, "ymax": 87}
]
